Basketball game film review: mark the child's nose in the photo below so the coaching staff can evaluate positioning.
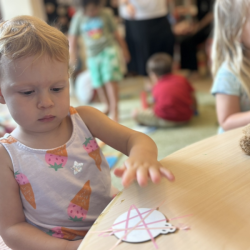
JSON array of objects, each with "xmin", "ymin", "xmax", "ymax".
[{"xmin": 37, "ymin": 93, "xmax": 54, "ymax": 109}]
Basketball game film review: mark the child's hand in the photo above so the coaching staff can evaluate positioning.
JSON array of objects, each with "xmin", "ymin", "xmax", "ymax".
[
  {"xmin": 126, "ymin": 3, "xmax": 136, "ymax": 18},
  {"xmin": 114, "ymin": 156, "xmax": 175, "ymax": 188}
]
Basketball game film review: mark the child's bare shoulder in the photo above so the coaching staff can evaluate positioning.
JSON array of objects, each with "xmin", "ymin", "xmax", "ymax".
[
  {"xmin": 75, "ymin": 105, "xmax": 93, "ymax": 113},
  {"xmin": 76, "ymin": 106, "xmax": 102, "ymax": 119},
  {"xmin": 0, "ymin": 143, "xmax": 13, "ymax": 171},
  {"xmin": 75, "ymin": 106, "xmax": 111, "ymax": 136}
]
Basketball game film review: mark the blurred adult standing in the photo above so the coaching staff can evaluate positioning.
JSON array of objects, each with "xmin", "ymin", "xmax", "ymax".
[
  {"xmin": 119, "ymin": 0, "xmax": 174, "ymax": 76},
  {"xmin": 178, "ymin": 0, "xmax": 214, "ymax": 75}
]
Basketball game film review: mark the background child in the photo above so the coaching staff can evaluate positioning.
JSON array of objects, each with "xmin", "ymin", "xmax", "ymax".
[
  {"xmin": 68, "ymin": 0, "xmax": 130, "ymax": 122},
  {"xmin": 0, "ymin": 16, "xmax": 174, "ymax": 250},
  {"xmin": 211, "ymin": 0, "xmax": 250, "ymax": 133},
  {"xmin": 133, "ymin": 53, "xmax": 197, "ymax": 127},
  {"xmin": 118, "ymin": 0, "xmax": 174, "ymax": 77}
]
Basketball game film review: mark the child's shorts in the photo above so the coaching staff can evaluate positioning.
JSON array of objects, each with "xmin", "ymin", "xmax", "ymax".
[
  {"xmin": 87, "ymin": 46, "xmax": 123, "ymax": 89},
  {"xmin": 134, "ymin": 108, "xmax": 188, "ymax": 128}
]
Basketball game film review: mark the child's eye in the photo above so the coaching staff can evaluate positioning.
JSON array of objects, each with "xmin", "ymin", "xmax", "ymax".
[
  {"xmin": 51, "ymin": 88, "xmax": 63, "ymax": 92},
  {"xmin": 20, "ymin": 90, "xmax": 34, "ymax": 95}
]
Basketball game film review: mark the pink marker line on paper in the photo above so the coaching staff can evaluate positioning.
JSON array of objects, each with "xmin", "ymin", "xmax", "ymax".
[
  {"xmin": 99, "ymin": 218, "xmax": 166, "ymax": 237},
  {"xmin": 91, "ymin": 224, "xmax": 191, "ymax": 237},
  {"xmin": 177, "ymin": 223, "xmax": 191, "ymax": 231},
  {"xmin": 109, "ymin": 200, "xmax": 167, "ymax": 250},
  {"xmin": 169, "ymin": 214, "xmax": 192, "ymax": 221},
  {"xmin": 133, "ymin": 205, "xmax": 158, "ymax": 249},
  {"xmin": 137, "ymin": 219, "xmax": 166, "ymax": 227},
  {"xmin": 124, "ymin": 204, "xmax": 133, "ymax": 240},
  {"xmin": 98, "ymin": 209, "xmax": 152, "ymax": 237},
  {"xmin": 112, "ymin": 209, "xmax": 152, "ymax": 227},
  {"xmin": 109, "ymin": 206, "xmax": 155, "ymax": 250},
  {"xmin": 110, "ymin": 212, "xmax": 191, "ymax": 233}
]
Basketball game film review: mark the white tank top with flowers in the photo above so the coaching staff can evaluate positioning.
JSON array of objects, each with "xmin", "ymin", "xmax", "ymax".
[{"xmin": 0, "ymin": 107, "xmax": 112, "ymax": 240}]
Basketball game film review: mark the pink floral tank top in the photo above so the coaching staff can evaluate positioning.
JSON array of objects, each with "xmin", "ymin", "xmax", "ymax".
[{"xmin": 0, "ymin": 107, "xmax": 112, "ymax": 240}]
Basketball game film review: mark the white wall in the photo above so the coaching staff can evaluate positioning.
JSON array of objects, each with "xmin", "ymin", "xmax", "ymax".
[{"xmin": 0, "ymin": 0, "xmax": 46, "ymax": 20}]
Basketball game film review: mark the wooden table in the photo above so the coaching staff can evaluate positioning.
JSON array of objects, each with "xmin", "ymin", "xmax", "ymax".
[{"xmin": 78, "ymin": 127, "xmax": 250, "ymax": 250}]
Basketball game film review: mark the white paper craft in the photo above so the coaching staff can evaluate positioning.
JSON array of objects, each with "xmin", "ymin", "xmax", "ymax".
[{"xmin": 112, "ymin": 208, "xmax": 176, "ymax": 243}]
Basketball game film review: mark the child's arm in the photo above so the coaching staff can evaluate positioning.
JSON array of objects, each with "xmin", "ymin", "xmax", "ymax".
[
  {"xmin": 195, "ymin": 12, "xmax": 213, "ymax": 33},
  {"xmin": 216, "ymin": 94, "xmax": 250, "ymax": 131},
  {"xmin": 0, "ymin": 147, "xmax": 81, "ymax": 250},
  {"xmin": 77, "ymin": 106, "xmax": 175, "ymax": 187},
  {"xmin": 114, "ymin": 31, "xmax": 131, "ymax": 63}
]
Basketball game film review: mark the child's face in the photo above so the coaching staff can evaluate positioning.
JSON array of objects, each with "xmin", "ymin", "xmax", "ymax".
[
  {"xmin": 84, "ymin": 4, "xmax": 101, "ymax": 17},
  {"xmin": 0, "ymin": 54, "xmax": 70, "ymax": 134}
]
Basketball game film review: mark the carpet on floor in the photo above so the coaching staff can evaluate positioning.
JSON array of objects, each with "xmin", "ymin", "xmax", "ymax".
[{"xmin": 105, "ymin": 91, "xmax": 218, "ymax": 190}]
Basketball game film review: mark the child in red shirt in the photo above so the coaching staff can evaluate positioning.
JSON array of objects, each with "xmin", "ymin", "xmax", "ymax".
[{"xmin": 134, "ymin": 53, "xmax": 197, "ymax": 127}]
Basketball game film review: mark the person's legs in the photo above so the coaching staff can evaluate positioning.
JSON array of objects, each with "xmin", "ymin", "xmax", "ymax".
[
  {"xmin": 125, "ymin": 19, "xmax": 138, "ymax": 74},
  {"xmin": 87, "ymin": 54, "xmax": 109, "ymax": 114},
  {"xmin": 95, "ymin": 86, "xmax": 109, "ymax": 115},
  {"xmin": 126, "ymin": 17, "xmax": 175, "ymax": 76},
  {"xmin": 135, "ymin": 16, "xmax": 175, "ymax": 76},
  {"xmin": 148, "ymin": 17, "xmax": 175, "ymax": 58},
  {"xmin": 125, "ymin": 19, "xmax": 154, "ymax": 76},
  {"xmin": 133, "ymin": 108, "xmax": 187, "ymax": 128},
  {"xmin": 180, "ymin": 35, "xmax": 198, "ymax": 71},
  {"xmin": 101, "ymin": 47, "xmax": 123, "ymax": 122},
  {"xmin": 104, "ymin": 81, "xmax": 119, "ymax": 122},
  {"xmin": 180, "ymin": 25, "xmax": 212, "ymax": 71}
]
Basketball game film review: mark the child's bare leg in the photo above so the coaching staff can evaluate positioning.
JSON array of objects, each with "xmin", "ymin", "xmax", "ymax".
[
  {"xmin": 96, "ymin": 86, "xmax": 109, "ymax": 115},
  {"xmin": 105, "ymin": 81, "xmax": 119, "ymax": 122}
]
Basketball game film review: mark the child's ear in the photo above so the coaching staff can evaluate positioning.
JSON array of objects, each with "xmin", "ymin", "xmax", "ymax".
[{"xmin": 0, "ymin": 89, "xmax": 6, "ymax": 104}]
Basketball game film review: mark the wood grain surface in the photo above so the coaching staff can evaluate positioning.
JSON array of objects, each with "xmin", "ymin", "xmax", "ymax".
[{"xmin": 78, "ymin": 127, "xmax": 250, "ymax": 250}]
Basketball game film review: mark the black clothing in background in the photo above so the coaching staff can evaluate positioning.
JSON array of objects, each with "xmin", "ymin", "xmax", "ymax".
[
  {"xmin": 106, "ymin": 0, "xmax": 119, "ymax": 17},
  {"xmin": 44, "ymin": 0, "xmax": 75, "ymax": 33},
  {"xmin": 180, "ymin": 0, "xmax": 214, "ymax": 71},
  {"xmin": 197, "ymin": 0, "xmax": 214, "ymax": 21},
  {"xmin": 125, "ymin": 16, "xmax": 174, "ymax": 76}
]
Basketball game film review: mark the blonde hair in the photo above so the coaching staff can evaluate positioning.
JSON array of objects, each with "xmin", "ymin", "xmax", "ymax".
[
  {"xmin": 0, "ymin": 15, "xmax": 69, "ymax": 65},
  {"xmin": 212, "ymin": 0, "xmax": 250, "ymax": 96}
]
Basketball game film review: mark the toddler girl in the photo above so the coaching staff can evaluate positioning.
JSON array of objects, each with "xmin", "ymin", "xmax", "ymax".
[
  {"xmin": 68, "ymin": 0, "xmax": 130, "ymax": 122},
  {"xmin": 0, "ymin": 16, "xmax": 174, "ymax": 250},
  {"xmin": 211, "ymin": 0, "xmax": 250, "ymax": 133}
]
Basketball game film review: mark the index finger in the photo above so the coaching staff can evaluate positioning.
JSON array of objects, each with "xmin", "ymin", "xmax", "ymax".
[{"xmin": 159, "ymin": 167, "xmax": 175, "ymax": 182}]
